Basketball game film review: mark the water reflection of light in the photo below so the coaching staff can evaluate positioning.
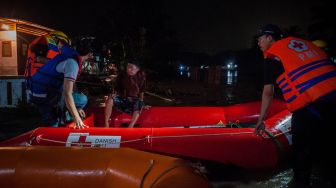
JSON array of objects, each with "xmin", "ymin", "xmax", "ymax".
[
  {"xmin": 225, "ymin": 70, "xmax": 238, "ymax": 85},
  {"xmin": 180, "ymin": 71, "xmax": 191, "ymax": 77},
  {"xmin": 227, "ymin": 71, "xmax": 233, "ymax": 84}
]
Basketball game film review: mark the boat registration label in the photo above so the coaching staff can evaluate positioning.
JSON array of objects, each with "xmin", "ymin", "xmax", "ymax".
[{"xmin": 66, "ymin": 133, "xmax": 121, "ymax": 148}]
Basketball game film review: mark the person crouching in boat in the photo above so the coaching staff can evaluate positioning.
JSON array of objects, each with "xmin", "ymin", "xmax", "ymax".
[
  {"xmin": 105, "ymin": 59, "xmax": 148, "ymax": 128},
  {"xmin": 28, "ymin": 38, "xmax": 92, "ymax": 129}
]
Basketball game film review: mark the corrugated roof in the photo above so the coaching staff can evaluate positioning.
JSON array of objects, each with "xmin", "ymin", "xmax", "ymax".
[{"xmin": 0, "ymin": 18, "xmax": 55, "ymax": 36}]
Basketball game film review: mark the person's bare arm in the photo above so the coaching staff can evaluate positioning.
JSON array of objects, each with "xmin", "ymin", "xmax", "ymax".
[
  {"xmin": 255, "ymin": 84, "xmax": 274, "ymax": 133},
  {"xmin": 63, "ymin": 79, "xmax": 87, "ymax": 129}
]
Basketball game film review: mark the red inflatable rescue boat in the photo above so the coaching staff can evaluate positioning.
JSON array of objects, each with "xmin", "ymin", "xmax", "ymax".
[{"xmin": 0, "ymin": 100, "xmax": 292, "ymax": 169}]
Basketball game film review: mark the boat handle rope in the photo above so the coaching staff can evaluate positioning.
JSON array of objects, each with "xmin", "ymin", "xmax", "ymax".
[{"xmin": 27, "ymin": 129, "xmax": 291, "ymax": 148}]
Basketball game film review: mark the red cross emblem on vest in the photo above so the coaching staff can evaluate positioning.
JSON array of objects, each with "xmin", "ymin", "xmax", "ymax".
[{"xmin": 288, "ymin": 40, "xmax": 308, "ymax": 52}]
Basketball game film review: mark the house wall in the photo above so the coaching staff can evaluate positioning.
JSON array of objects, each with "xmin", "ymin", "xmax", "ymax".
[
  {"xmin": 0, "ymin": 31, "xmax": 18, "ymax": 75},
  {"xmin": 17, "ymin": 33, "xmax": 34, "ymax": 75}
]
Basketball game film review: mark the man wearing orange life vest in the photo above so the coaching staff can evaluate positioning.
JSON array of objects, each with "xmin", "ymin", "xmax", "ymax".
[
  {"xmin": 24, "ymin": 30, "xmax": 70, "ymax": 79},
  {"xmin": 26, "ymin": 31, "xmax": 88, "ymax": 128},
  {"xmin": 255, "ymin": 24, "xmax": 336, "ymax": 187}
]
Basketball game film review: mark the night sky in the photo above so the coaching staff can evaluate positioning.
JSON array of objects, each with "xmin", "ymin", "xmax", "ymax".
[
  {"xmin": 165, "ymin": 0, "xmax": 321, "ymax": 53},
  {"xmin": 1, "ymin": 0, "xmax": 323, "ymax": 53}
]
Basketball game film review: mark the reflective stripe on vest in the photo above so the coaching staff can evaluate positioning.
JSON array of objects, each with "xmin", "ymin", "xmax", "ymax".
[
  {"xmin": 28, "ymin": 90, "xmax": 47, "ymax": 98},
  {"xmin": 266, "ymin": 37, "xmax": 336, "ymax": 111}
]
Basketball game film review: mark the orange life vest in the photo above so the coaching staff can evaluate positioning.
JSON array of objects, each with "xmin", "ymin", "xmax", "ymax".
[
  {"xmin": 264, "ymin": 37, "xmax": 336, "ymax": 112},
  {"xmin": 24, "ymin": 36, "xmax": 59, "ymax": 78}
]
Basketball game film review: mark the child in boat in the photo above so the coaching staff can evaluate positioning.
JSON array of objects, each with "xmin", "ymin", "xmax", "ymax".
[{"xmin": 104, "ymin": 59, "xmax": 147, "ymax": 127}]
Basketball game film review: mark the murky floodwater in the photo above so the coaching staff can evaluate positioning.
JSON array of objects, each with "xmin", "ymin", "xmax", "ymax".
[
  {"xmin": 211, "ymin": 168, "xmax": 294, "ymax": 188},
  {"xmin": 147, "ymin": 70, "xmax": 262, "ymax": 106}
]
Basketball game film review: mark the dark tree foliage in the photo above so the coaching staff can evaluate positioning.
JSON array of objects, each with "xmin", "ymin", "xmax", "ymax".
[{"xmin": 83, "ymin": 0, "xmax": 179, "ymax": 78}]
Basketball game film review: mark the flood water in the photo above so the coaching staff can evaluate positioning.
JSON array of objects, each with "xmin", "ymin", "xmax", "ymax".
[{"xmin": 147, "ymin": 69, "xmax": 263, "ymax": 107}]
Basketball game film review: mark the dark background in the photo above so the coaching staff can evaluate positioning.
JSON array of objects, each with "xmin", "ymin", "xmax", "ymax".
[
  {"xmin": 1, "ymin": 0, "xmax": 335, "ymax": 79},
  {"xmin": 1, "ymin": 0, "xmax": 334, "ymax": 51}
]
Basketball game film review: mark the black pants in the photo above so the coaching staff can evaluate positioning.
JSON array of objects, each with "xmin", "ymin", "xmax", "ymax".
[{"xmin": 291, "ymin": 95, "xmax": 336, "ymax": 184}]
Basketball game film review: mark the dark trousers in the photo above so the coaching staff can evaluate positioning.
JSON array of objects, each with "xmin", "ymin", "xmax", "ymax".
[{"xmin": 291, "ymin": 95, "xmax": 336, "ymax": 185}]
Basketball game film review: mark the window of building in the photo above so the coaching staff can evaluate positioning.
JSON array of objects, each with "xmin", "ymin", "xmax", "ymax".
[{"xmin": 2, "ymin": 41, "xmax": 12, "ymax": 57}]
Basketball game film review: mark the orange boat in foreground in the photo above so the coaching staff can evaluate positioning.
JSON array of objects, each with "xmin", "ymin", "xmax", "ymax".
[{"xmin": 0, "ymin": 146, "xmax": 211, "ymax": 188}]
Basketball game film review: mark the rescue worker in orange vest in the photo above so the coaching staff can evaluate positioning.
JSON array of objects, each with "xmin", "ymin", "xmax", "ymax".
[
  {"xmin": 255, "ymin": 24, "xmax": 336, "ymax": 187},
  {"xmin": 25, "ymin": 31, "xmax": 88, "ymax": 128},
  {"xmin": 28, "ymin": 39, "xmax": 91, "ymax": 128},
  {"xmin": 24, "ymin": 30, "xmax": 70, "ymax": 79}
]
